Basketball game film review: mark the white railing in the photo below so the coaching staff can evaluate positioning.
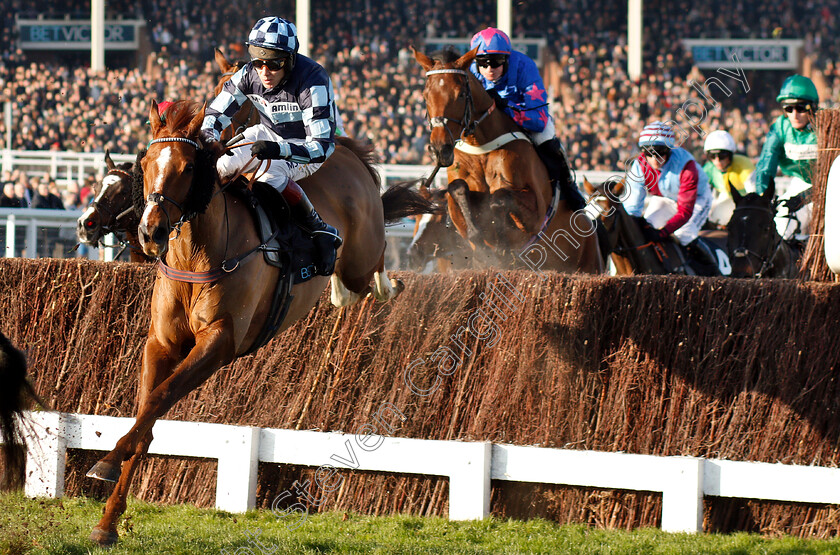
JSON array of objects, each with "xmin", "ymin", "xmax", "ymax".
[{"xmin": 7, "ymin": 411, "xmax": 840, "ymax": 533}]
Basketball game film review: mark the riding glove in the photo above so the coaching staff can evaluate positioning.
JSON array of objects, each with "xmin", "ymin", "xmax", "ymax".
[
  {"xmin": 781, "ymin": 189, "xmax": 811, "ymax": 213},
  {"xmin": 251, "ymin": 141, "xmax": 283, "ymax": 160},
  {"xmin": 642, "ymin": 226, "xmax": 670, "ymax": 243}
]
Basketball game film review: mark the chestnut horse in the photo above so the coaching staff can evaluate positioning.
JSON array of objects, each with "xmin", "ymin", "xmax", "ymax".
[
  {"xmin": 76, "ymin": 150, "xmax": 151, "ymax": 262},
  {"xmin": 85, "ymin": 100, "xmax": 431, "ymax": 545},
  {"xmin": 413, "ymin": 47, "xmax": 602, "ymax": 273}
]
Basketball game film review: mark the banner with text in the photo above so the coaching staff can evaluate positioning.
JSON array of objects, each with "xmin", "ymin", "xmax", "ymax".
[
  {"xmin": 17, "ymin": 19, "xmax": 145, "ymax": 50},
  {"xmin": 681, "ymin": 39, "xmax": 804, "ymax": 70}
]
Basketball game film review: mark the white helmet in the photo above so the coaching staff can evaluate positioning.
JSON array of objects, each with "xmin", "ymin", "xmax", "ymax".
[{"xmin": 704, "ymin": 130, "xmax": 736, "ymax": 153}]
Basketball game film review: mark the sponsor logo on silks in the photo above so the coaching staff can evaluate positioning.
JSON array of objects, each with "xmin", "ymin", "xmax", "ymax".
[
  {"xmin": 300, "ymin": 264, "xmax": 317, "ymax": 280},
  {"xmin": 270, "ymin": 102, "xmax": 300, "ymax": 113},
  {"xmin": 785, "ymin": 142, "xmax": 818, "ymax": 161}
]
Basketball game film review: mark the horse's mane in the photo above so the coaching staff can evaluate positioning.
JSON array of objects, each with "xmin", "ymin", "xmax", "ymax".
[
  {"xmin": 336, "ymin": 136, "xmax": 381, "ymax": 190},
  {"xmin": 132, "ymin": 100, "xmax": 217, "ymax": 219},
  {"xmin": 429, "ymin": 47, "xmax": 461, "ymax": 64}
]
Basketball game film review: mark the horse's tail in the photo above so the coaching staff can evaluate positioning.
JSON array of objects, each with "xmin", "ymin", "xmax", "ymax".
[
  {"xmin": 0, "ymin": 332, "xmax": 43, "ymax": 490},
  {"xmin": 336, "ymin": 136, "xmax": 381, "ymax": 189},
  {"xmin": 381, "ymin": 180, "xmax": 440, "ymax": 224}
]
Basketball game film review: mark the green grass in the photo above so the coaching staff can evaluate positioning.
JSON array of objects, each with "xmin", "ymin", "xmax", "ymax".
[{"xmin": 3, "ymin": 492, "xmax": 840, "ymax": 554}]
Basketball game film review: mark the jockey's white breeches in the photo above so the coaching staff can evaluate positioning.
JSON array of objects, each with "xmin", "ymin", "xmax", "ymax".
[
  {"xmin": 216, "ymin": 125, "xmax": 322, "ymax": 193},
  {"xmin": 642, "ymin": 194, "xmax": 712, "ymax": 246}
]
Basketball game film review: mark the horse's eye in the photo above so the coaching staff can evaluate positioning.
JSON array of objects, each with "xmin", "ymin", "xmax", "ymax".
[{"xmin": 184, "ymin": 163, "xmax": 194, "ymax": 173}]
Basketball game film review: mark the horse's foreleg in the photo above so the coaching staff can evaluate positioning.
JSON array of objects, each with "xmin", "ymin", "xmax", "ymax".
[
  {"xmin": 90, "ymin": 430, "xmax": 152, "ymax": 546},
  {"xmin": 448, "ymin": 180, "xmax": 484, "ymax": 246},
  {"xmin": 88, "ymin": 322, "xmax": 235, "ymax": 482}
]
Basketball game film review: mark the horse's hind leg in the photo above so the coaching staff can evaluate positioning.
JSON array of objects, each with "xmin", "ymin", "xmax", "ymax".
[{"xmin": 371, "ymin": 251, "xmax": 404, "ymax": 302}]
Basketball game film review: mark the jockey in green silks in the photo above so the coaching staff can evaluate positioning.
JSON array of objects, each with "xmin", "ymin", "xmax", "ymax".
[{"xmin": 753, "ymin": 74, "xmax": 819, "ymax": 241}]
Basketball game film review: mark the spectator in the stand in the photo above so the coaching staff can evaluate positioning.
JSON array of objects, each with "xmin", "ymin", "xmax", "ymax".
[
  {"xmin": 31, "ymin": 181, "xmax": 64, "ymax": 209},
  {"xmin": 0, "ymin": 183, "xmax": 22, "ymax": 207}
]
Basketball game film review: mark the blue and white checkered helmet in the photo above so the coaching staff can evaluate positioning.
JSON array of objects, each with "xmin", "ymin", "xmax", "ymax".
[{"xmin": 246, "ymin": 17, "xmax": 298, "ymax": 62}]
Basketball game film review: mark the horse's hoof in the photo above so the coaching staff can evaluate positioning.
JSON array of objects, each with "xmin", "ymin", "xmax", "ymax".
[
  {"xmin": 390, "ymin": 278, "xmax": 405, "ymax": 295},
  {"xmin": 86, "ymin": 460, "xmax": 120, "ymax": 482},
  {"xmin": 90, "ymin": 527, "xmax": 119, "ymax": 547}
]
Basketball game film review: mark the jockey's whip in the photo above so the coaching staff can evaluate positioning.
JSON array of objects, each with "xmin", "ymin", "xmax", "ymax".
[{"xmin": 421, "ymin": 163, "xmax": 442, "ymax": 190}]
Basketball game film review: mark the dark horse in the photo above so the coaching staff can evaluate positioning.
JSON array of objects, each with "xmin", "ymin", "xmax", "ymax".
[
  {"xmin": 0, "ymin": 332, "xmax": 41, "ymax": 491},
  {"xmin": 414, "ymin": 47, "xmax": 602, "ymax": 273},
  {"xmin": 85, "ymin": 100, "xmax": 432, "ymax": 545},
  {"xmin": 76, "ymin": 150, "xmax": 151, "ymax": 262},
  {"xmin": 583, "ymin": 178, "xmax": 693, "ymax": 275},
  {"xmin": 727, "ymin": 180, "xmax": 801, "ymax": 278}
]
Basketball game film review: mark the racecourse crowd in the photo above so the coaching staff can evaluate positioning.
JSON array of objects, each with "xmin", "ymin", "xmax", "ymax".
[{"xmin": 1, "ymin": 0, "xmax": 840, "ymax": 208}]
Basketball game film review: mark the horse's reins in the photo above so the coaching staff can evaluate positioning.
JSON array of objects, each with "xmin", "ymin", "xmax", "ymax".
[
  {"xmin": 425, "ymin": 67, "xmax": 558, "ymax": 247},
  {"xmin": 425, "ymin": 68, "xmax": 496, "ymax": 142},
  {"xmin": 730, "ymin": 204, "xmax": 788, "ymax": 278},
  {"xmin": 145, "ymin": 135, "xmax": 277, "ymax": 283}
]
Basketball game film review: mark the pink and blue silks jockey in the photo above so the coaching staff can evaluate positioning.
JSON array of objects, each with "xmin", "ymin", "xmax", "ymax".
[{"xmin": 469, "ymin": 27, "xmax": 585, "ymax": 210}]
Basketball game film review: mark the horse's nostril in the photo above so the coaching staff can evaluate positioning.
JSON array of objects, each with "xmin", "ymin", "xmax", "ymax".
[{"xmin": 152, "ymin": 226, "xmax": 168, "ymax": 244}]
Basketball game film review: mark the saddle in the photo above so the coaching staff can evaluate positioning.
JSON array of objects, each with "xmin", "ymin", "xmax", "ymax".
[{"xmin": 228, "ymin": 177, "xmax": 321, "ymax": 354}]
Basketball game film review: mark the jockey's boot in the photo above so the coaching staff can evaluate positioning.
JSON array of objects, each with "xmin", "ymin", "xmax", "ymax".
[
  {"xmin": 536, "ymin": 138, "xmax": 587, "ymax": 212},
  {"xmin": 281, "ymin": 179, "xmax": 342, "ymax": 276},
  {"xmin": 685, "ymin": 238, "xmax": 719, "ymax": 276}
]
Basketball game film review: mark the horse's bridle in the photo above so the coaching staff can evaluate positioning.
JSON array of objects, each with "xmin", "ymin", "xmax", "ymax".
[
  {"xmin": 145, "ymin": 137, "xmax": 201, "ymax": 236},
  {"xmin": 729, "ymin": 204, "xmax": 785, "ymax": 278},
  {"xmin": 91, "ymin": 168, "xmax": 136, "ymax": 232},
  {"xmin": 424, "ymin": 69, "xmax": 495, "ymax": 141}
]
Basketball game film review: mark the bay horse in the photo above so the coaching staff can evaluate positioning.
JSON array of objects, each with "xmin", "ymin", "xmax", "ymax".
[
  {"xmin": 85, "ymin": 100, "xmax": 432, "ymax": 545},
  {"xmin": 727, "ymin": 180, "xmax": 801, "ymax": 278},
  {"xmin": 76, "ymin": 150, "xmax": 151, "ymax": 262},
  {"xmin": 413, "ymin": 47, "xmax": 602, "ymax": 273},
  {"xmin": 583, "ymin": 178, "xmax": 690, "ymax": 275},
  {"xmin": 0, "ymin": 331, "xmax": 41, "ymax": 491},
  {"xmin": 406, "ymin": 181, "xmax": 472, "ymax": 271}
]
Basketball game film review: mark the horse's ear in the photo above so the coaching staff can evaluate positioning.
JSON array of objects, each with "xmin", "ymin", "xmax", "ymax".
[
  {"xmin": 411, "ymin": 45, "xmax": 435, "ymax": 72},
  {"xmin": 455, "ymin": 46, "xmax": 479, "ymax": 70},
  {"xmin": 730, "ymin": 183, "xmax": 744, "ymax": 205},
  {"xmin": 104, "ymin": 149, "xmax": 115, "ymax": 170},
  {"xmin": 214, "ymin": 47, "xmax": 233, "ymax": 74},
  {"xmin": 188, "ymin": 102, "xmax": 206, "ymax": 138},
  {"xmin": 582, "ymin": 177, "xmax": 595, "ymax": 195},
  {"xmin": 763, "ymin": 177, "xmax": 775, "ymax": 201},
  {"xmin": 149, "ymin": 100, "xmax": 162, "ymax": 134}
]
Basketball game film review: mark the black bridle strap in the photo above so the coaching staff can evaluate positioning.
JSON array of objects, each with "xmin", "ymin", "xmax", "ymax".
[{"xmin": 425, "ymin": 68, "xmax": 494, "ymax": 139}]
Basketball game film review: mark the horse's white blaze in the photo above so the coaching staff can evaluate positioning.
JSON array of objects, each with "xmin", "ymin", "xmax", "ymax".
[
  {"xmin": 408, "ymin": 213, "xmax": 433, "ymax": 250},
  {"xmin": 79, "ymin": 205, "xmax": 96, "ymax": 222},
  {"xmin": 330, "ymin": 274, "xmax": 361, "ymax": 307},
  {"xmin": 95, "ymin": 175, "xmax": 120, "ymax": 203},
  {"xmin": 372, "ymin": 268, "xmax": 397, "ymax": 302},
  {"xmin": 140, "ymin": 146, "xmax": 172, "ymax": 228},
  {"xmin": 153, "ymin": 146, "xmax": 172, "ymax": 193}
]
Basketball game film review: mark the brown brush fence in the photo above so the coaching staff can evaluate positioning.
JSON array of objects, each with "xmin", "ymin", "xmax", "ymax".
[
  {"xmin": 4, "ymin": 258, "xmax": 840, "ymax": 536},
  {"xmin": 801, "ymin": 107, "xmax": 840, "ymax": 282}
]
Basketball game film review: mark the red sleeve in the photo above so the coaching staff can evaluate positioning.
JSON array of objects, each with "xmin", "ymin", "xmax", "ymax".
[{"xmin": 662, "ymin": 161, "xmax": 698, "ymax": 234}]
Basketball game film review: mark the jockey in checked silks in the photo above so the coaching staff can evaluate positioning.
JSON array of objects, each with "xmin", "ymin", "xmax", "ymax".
[{"xmin": 201, "ymin": 16, "xmax": 342, "ymax": 276}]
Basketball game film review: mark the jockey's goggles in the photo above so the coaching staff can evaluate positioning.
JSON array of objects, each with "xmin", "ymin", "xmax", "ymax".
[
  {"xmin": 642, "ymin": 145, "xmax": 671, "ymax": 159},
  {"xmin": 252, "ymin": 58, "xmax": 286, "ymax": 71},
  {"xmin": 475, "ymin": 55, "xmax": 508, "ymax": 69},
  {"xmin": 706, "ymin": 150, "xmax": 732, "ymax": 160},
  {"xmin": 783, "ymin": 103, "xmax": 811, "ymax": 114}
]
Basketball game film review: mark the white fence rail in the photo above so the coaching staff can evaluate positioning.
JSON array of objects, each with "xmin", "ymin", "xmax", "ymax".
[{"xmin": 6, "ymin": 411, "xmax": 840, "ymax": 533}]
